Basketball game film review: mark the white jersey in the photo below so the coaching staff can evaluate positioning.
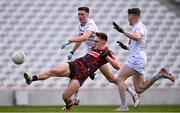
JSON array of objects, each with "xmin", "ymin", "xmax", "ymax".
[
  {"xmin": 127, "ymin": 21, "xmax": 147, "ymax": 74},
  {"xmin": 79, "ymin": 18, "xmax": 98, "ymax": 54}
]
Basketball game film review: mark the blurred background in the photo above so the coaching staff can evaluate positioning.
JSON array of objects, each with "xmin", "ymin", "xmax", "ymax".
[{"xmin": 0, "ymin": 0, "xmax": 180, "ymax": 106}]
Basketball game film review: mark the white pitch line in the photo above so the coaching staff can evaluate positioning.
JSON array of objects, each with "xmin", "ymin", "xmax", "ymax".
[{"xmin": 0, "ymin": 111, "xmax": 176, "ymax": 113}]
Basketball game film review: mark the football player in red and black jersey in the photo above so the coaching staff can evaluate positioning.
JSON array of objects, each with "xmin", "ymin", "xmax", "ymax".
[{"xmin": 23, "ymin": 32, "xmax": 120, "ymax": 110}]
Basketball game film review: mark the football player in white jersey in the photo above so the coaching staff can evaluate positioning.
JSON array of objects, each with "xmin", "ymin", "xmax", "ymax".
[
  {"xmin": 68, "ymin": 7, "xmax": 98, "ymax": 105},
  {"xmin": 61, "ymin": 7, "xmax": 139, "ymax": 107},
  {"xmin": 113, "ymin": 8, "xmax": 175, "ymax": 111}
]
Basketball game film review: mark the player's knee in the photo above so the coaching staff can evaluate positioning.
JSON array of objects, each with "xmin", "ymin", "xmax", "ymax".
[
  {"xmin": 108, "ymin": 77, "xmax": 115, "ymax": 83},
  {"xmin": 134, "ymin": 87, "xmax": 144, "ymax": 94},
  {"xmin": 117, "ymin": 80, "xmax": 125, "ymax": 87},
  {"xmin": 135, "ymin": 89, "xmax": 142, "ymax": 93},
  {"xmin": 116, "ymin": 77, "xmax": 124, "ymax": 84}
]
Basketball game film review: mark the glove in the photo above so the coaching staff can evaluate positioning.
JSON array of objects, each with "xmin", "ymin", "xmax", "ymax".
[
  {"xmin": 67, "ymin": 51, "xmax": 74, "ymax": 60},
  {"xmin": 117, "ymin": 41, "xmax": 129, "ymax": 50},
  {"xmin": 61, "ymin": 40, "xmax": 72, "ymax": 49},
  {"xmin": 89, "ymin": 73, "xmax": 96, "ymax": 80},
  {"xmin": 112, "ymin": 22, "xmax": 124, "ymax": 33}
]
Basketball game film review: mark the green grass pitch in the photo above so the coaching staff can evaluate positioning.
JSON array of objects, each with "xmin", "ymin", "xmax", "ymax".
[{"xmin": 0, "ymin": 105, "xmax": 180, "ymax": 113}]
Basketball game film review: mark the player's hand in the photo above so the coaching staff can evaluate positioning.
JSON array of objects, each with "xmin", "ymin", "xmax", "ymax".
[
  {"xmin": 112, "ymin": 22, "xmax": 124, "ymax": 33},
  {"xmin": 117, "ymin": 41, "xmax": 129, "ymax": 50},
  {"xmin": 67, "ymin": 51, "xmax": 74, "ymax": 60},
  {"xmin": 61, "ymin": 40, "xmax": 72, "ymax": 49}
]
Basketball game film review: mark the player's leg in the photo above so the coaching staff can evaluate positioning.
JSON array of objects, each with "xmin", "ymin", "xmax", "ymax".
[
  {"xmin": 132, "ymin": 73, "xmax": 146, "ymax": 94},
  {"xmin": 158, "ymin": 67, "xmax": 175, "ymax": 82},
  {"xmin": 133, "ymin": 72, "xmax": 166, "ymax": 96},
  {"xmin": 62, "ymin": 79, "xmax": 80, "ymax": 110},
  {"xmin": 125, "ymin": 84, "xmax": 140, "ymax": 107},
  {"xmin": 72, "ymin": 74, "xmax": 96, "ymax": 105},
  {"xmin": 100, "ymin": 64, "xmax": 139, "ymax": 107},
  {"xmin": 23, "ymin": 63, "xmax": 70, "ymax": 85},
  {"xmin": 115, "ymin": 64, "xmax": 136, "ymax": 110},
  {"xmin": 72, "ymin": 91, "xmax": 80, "ymax": 105},
  {"xmin": 133, "ymin": 67, "xmax": 175, "ymax": 94}
]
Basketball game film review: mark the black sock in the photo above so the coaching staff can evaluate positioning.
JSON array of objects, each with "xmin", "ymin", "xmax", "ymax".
[{"xmin": 32, "ymin": 75, "xmax": 38, "ymax": 81}]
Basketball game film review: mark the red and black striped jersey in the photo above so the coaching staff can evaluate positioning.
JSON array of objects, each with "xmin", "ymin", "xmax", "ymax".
[{"xmin": 69, "ymin": 47, "xmax": 114, "ymax": 76}]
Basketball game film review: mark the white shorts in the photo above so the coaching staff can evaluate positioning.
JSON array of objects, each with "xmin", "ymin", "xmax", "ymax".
[{"xmin": 127, "ymin": 54, "xmax": 147, "ymax": 74}]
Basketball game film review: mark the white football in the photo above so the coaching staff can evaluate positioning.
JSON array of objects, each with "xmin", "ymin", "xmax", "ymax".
[{"xmin": 12, "ymin": 50, "xmax": 26, "ymax": 65}]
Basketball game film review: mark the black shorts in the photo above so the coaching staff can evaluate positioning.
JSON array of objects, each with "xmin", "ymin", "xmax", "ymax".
[{"xmin": 68, "ymin": 59, "xmax": 89, "ymax": 86}]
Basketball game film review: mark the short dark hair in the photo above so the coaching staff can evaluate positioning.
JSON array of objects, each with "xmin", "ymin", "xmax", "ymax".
[
  {"xmin": 78, "ymin": 7, "xmax": 89, "ymax": 13},
  {"xmin": 96, "ymin": 32, "xmax": 108, "ymax": 42},
  {"xmin": 128, "ymin": 8, "xmax": 140, "ymax": 17}
]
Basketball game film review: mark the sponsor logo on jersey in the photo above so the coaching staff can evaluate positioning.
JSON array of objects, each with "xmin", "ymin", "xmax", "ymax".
[{"xmin": 88, "ymin": 51, "xmax": 101, "ymax": 58}]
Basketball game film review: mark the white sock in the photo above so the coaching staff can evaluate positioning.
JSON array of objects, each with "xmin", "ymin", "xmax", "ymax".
[
  {"xmin": 126, "ymin": 86, "xmax": 136, "ymax": 97},
  {"xmin": 121, "ymin": 101, "xmax": 128, "ymax": 109},
  {"xmin": 73, "ymin": 91, "xmax": 79, "ymax": 100},
  {"xmin": 153, "ymin": 71, "xmax": 162, "ymax": 80}
]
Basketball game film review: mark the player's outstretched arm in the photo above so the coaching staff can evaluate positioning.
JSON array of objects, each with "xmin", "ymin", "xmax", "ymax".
[
  {"xmin": 61, "ymin": 30, "xmax": 92, "ymax": 50},
  {"xmin": 123, "ymin": 30, "xmax": 142, "ymax": 41},
  {"xmin": 61, "ymin": 40, "xmax": 72, "ymax": 49},
  {"xmin": 105, "ymin": 54, "xmax": 120, "ymax": 70},
  {"xmin": 67, "ymin": 42, "xmax": 82, "ymax": 60},
  {"xmin": 112, "ymin": 22, "xmax": 142, "ymax": 41},
  {"xmin": 101, "ymin": 51, "xmax": 120, "ymax": 70},
  {"xmin": 112, "ymin": 22, "xmax": 124, "ymax": 33},
  {"xmin": 71, "ymin": 30, "xmax": 92, "ymax": 42}
]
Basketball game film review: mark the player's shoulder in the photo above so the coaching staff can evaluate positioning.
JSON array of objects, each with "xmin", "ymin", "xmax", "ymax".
[
  {"xmin": 135, "ymin": 22, "xmax": 147, "ymax": 29},
  {"xmin": 86, "ymin": 19, "xmax": 97, "ymax": 26},
  {"xmin": 104, "ymin": 47, "xmax": 113, "ymax": 54},
  {"xmin": 133, "ymin": 22, "xmax": 147, "ymax": 33}
]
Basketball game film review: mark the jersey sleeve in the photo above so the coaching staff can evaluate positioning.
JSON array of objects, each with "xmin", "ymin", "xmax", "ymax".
[
  {"xmin": 86, "ymin": 23, "xmax": 95, "ymax": 32},
  {"xmin": 107, "ymin": 50, "xmax": 116, "ymax": 60},
  {"xmin": 134, "ymin": 25, "xmax": 145, "ymax": 36}
]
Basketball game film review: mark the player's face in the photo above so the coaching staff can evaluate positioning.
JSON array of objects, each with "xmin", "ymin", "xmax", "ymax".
[
  {"xmin": 128, "ymin": 14, "xmax": 134, "ymax": 26},
  {"xmin": 93, "ymin": 37, "xmax": 104, "ymax": 49},
  {"xmin": 78, "ymin": 10, "xmax": 89, "ymax": 24}
]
